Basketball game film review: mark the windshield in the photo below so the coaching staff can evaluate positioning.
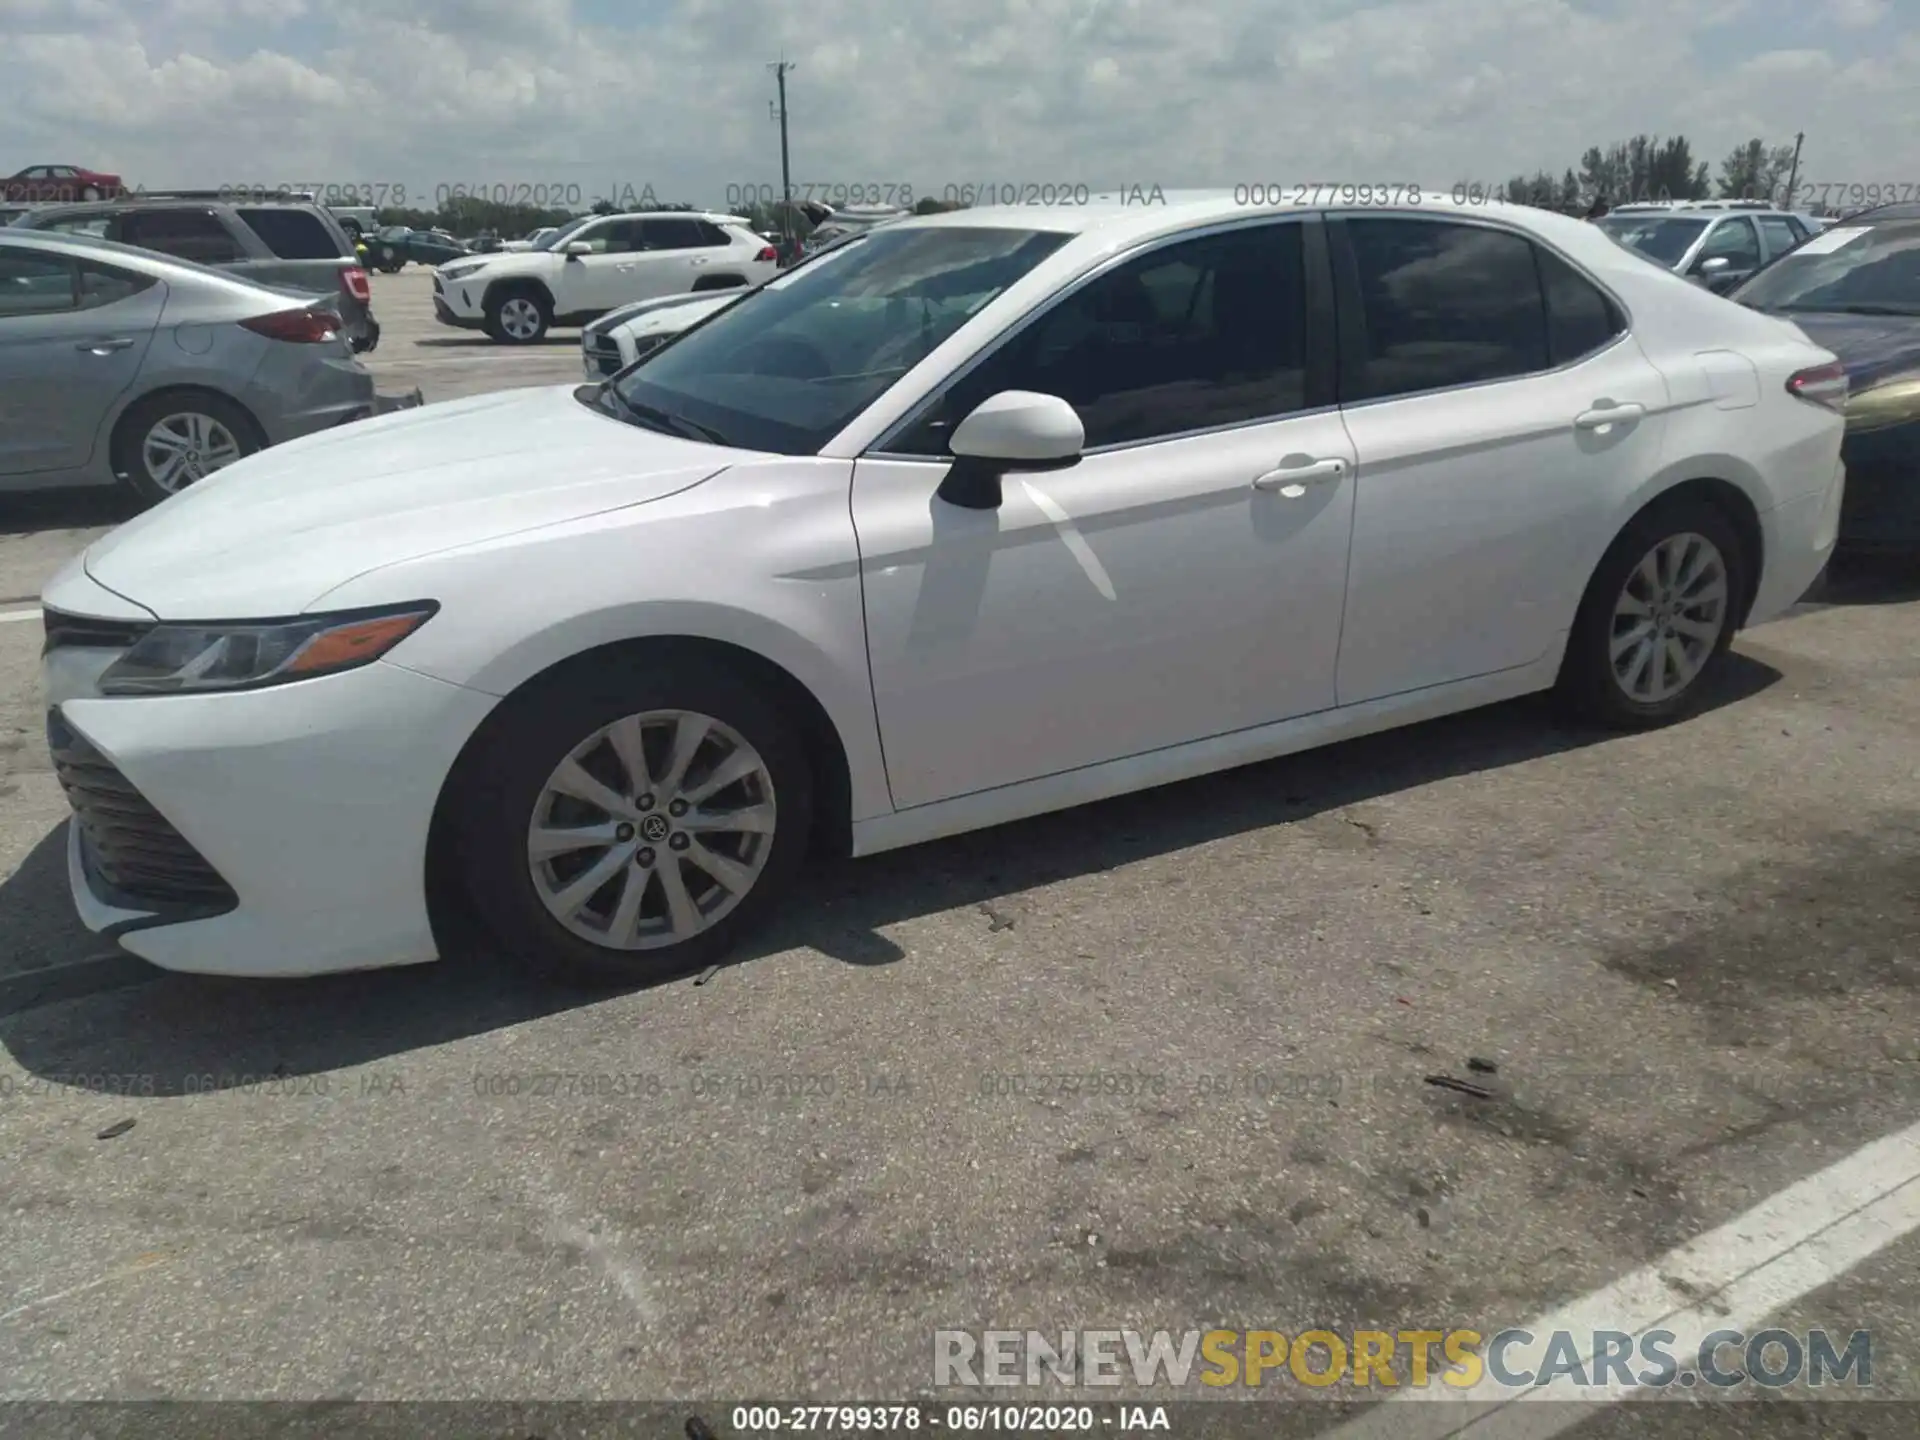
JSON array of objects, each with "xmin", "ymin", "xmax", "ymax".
[
  {"xmin": 607, "ymin": 225, "xmax": 1069, "ymax": 455},
  {"xmin": 1731, "ymin": 221, "xmax": 1920, "ymax": 315},
  {"xmin": 533, "ymin": 216, "xmax": 597, "ymax": 251},
  {"xmin": 1597, "ymin": 215, "xmax": 1710, "ymax": 266}
]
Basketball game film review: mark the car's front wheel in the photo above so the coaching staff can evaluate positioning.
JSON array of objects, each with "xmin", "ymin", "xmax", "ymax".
[
  {"xmin": 1555, "ymin": 495, "xmax": 1747, "ymax": 729},
  {"xmin": 484, "ymin": 285, "xmax": 551, "ymax": 344},
  {"xmin": 454, "ymin": 657, "xmax": 813, "ymax": 986}
]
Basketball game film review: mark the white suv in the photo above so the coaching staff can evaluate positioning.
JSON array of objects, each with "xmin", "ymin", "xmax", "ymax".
[{"xmin": 432, "ymin": 211, "xmax": 779, "ymax": 343}]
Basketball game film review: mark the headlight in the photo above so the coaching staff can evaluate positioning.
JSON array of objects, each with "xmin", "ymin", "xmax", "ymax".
[
  {"xmin": 98, "ymin": 603, "xmax": 437, "ymax": 696},
  {"xmin": 440, "ymin": 262, "xmax": 485, "ymax": 281}
]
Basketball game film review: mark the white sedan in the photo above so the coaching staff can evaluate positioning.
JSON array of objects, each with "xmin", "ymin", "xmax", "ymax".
[{"xmin": 41, "ymin": 193, "xmax": 1847, "ymax": 983}]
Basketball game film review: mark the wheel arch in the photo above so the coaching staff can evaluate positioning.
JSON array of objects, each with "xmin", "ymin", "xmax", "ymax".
[
  {"xmin": 481, "ymin": 274, "xmax": 556, "ymax": 312},
  {"xmin": 1592, "ymin": 462, "xmax": 1768, "ymax": 628},
  {"xmin": 423, "ymin": 631, "xmax": 859, "ymax": 958},
  {"xmin": 107, "ymin": 383, "xmax": 266, "ymax": 471}
]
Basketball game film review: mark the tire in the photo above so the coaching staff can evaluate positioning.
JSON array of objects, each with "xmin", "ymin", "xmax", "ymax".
[
  {"xmin": 80, "ymin": 186, "xmax": 101, "ymax": 201},
  {"xmin": 484, "ymin": 284, "xmax": 551, "ymax": 344},
  {"xmin": 453, "ymin": 656, "xmax": 815, "ymax": 987},
  {"xmin": 111, "ymin": 391, "xmax": 263, "ymax": 508},
  {"xmin": 1554, "ymin": 494, "xmax": 1748, "ymax": 730}
]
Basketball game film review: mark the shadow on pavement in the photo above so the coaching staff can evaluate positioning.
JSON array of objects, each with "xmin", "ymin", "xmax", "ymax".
[
  {"xmin": 1800, "ymin": 551, "xmax": 1920, "ymax": 609},
  {"xmin": 0, "ymin": 489, "xmax": 136, "ymax": 554},
  {"xmin": 0, "ymin": 654, "xmax": 1782, "ymax": 1094}
]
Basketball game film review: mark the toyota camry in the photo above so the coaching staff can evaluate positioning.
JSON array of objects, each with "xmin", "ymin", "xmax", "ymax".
[{"xmin": 41, "ymin": 193, "xmax": 1846, "ymax": 984}]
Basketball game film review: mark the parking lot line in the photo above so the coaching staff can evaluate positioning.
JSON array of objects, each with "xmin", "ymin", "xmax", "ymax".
[
  {"xmin": 1314, "ymin": 1117, "xmax": 1920, "ymax": 1437},
  {"xmin": 0, "ymin": 607, "xmax": 41, "ymax": 624}
]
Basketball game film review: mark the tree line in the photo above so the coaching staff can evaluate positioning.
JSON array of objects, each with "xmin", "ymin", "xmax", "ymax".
[{"xmin": 1498, "ymin": 135, "xmax": 1805, "ymax": 213}]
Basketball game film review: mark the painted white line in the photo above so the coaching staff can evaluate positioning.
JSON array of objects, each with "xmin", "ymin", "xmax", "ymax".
[
  {"xmin": 0, "ymin": 1251, "xmax": 169, "ymax": 1325},
  {"xmin": 1315, "ymin": 1118, "xmax": 1920, "ymax": 1439},
  {"xmin": 0, "ymin": 607, "xmax": 42, "ymax": 624}
]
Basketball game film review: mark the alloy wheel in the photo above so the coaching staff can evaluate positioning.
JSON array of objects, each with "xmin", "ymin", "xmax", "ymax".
[
  {"xmin": 1609, "ymin": 531, "xmax": 1729, "ymax": 704},
  {"xmin": 498, "ymin": 296, "xmax": 543, "ymax": 340},
  {"xmin": 142, "ymin": 412, "xmax": 243, "ymax": 493},
  {"xmin": 526, "ymin": 709, "xmax": 777, "ymax": 951}
]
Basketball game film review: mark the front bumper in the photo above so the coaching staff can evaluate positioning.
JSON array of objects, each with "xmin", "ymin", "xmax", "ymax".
[
  {"xmin": 52, "ymin": 659, "xmax": 498, "ymax": 977},
  {"xmin": 433, "ymin": 293, "xmax": 486, "ymax": 330}
]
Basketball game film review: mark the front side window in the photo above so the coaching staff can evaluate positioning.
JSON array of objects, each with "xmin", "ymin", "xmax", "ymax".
[
  {"xmin": 0, "ymin": 248, "xmax": 78, "ymax": 316},
  {"xmin": 1695, "ymin": 217, "xmax": 1760, "ymax": 270},
  {"xmin": 607, "ymin": 225, "xmax": 1069, "ymax": 455},
  {"xmin": 1343, "ymin": 218, "xmax": 1548, "ymax": 400},
  {"xmin": 889, "ymin": 221, "xmax": 1311, "ymax": 455},
  {"xmin": 1732, "ymin": 220, "xmax": 1920, "ymax": 316}
]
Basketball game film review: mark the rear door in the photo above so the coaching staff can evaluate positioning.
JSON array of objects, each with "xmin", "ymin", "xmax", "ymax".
[
  {"xmin": 1328, "ymin": 213, "xmax": 1670, "ymax": 704},
  {"xmin": 1756, "ymin": 215, "xmax": 1805, "ymax": 264},
  {"xmin": 0, "ymin": 244, "xmax": 161, "ymax": 476},
  {"xmin": 632, "ymin": 218, "xmax": 710, "ymax": 296}
]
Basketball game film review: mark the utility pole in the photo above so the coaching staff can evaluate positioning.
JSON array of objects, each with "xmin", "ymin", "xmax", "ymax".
[
  {"xmin": 1784, "ymin": 131, "xmax": 1804, "ymax": 210},
  {"xmin": 767, "ymin": 59, "xmax": 795, "ymax": 255}
]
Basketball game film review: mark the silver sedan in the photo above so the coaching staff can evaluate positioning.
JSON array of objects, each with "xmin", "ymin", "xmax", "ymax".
[{"xmin": 0, "ymin": 229, "xmax": 415, "ymax": 507}]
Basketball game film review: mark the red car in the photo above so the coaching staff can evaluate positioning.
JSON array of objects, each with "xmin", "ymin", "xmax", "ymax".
[{"xmin": 3, "ymin": 164, "xmax": 125, "ymax": 202}]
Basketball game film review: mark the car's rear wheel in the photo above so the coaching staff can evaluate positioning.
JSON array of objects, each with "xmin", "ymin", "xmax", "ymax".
[
  {"xmin": 111, "ymin": 392, "xmax": 262, "ymax": 508},
  {"xmin": 1555, "ymin": 495, "xmax": 1747, "ymax": 729},
  {"xmin": 454, "ymin": 658, "xmax": 813, "ymax": 987},
  {"xmin": 484, "ymin": 285, "xmax": 551, "ymax": 344},
  {"xmin": 80, "ymin": 186, "xmax": 102, "ymax": 201}
]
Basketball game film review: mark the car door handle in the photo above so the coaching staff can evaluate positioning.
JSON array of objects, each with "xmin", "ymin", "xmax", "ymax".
[
  {"xmin": 1252, "ymin": 458, "xmax": 1347, "ymax": 492},
  {"xmin": 1574, "ymin": 402, "xmax": 1646, "ymax": 430},
  {"xmin": 76, "ymin": 337, "xmax": 134, "ymax": 353},
  {"xmin": 689, "ymin": 257, "xmax": 709, "ymax": 266}
]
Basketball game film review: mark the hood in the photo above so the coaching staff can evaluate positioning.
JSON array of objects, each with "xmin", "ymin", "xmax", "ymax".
[
  {"xmin": 1771, "ymin": 310, "xmax": 1920, "ymax": 391},
  {"xmin": 83, "ymin": 385, "xmax": 729, "ymax": 618},
  {"xmin": 588, "ymin": 290, "xmax": 737, "ymax": 337}
]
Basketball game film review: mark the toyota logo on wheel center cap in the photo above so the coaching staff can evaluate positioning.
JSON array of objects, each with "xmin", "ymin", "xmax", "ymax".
[{"xmin": 640, "ymin": 813, "xmax": 671, "ymax": 843}]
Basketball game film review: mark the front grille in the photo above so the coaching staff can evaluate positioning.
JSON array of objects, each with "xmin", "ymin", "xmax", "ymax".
[
  {"xmin": 42, "ymin": 608, "xmax": 153, "ymax": 655},
  {"xmin": 48, "ymin": 710, "xmax": 237, "ymax": 912},
  {"xmin": 584, "ymin": 332, "xmax": 624, "ymax": 377}
]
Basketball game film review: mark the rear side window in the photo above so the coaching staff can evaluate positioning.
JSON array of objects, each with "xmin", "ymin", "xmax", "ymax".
[
  {"xmin": 1757, "ymin": 217, "xmax": 1801, "ymax": 258},
  {"xmin": 0, "ymin": 248, "xmax": 77, "ymax": 316},
  {"xmin": 1342, "ymin": 218, "xmax": 1548, "ymax": 401},
  {"xmin": 117, "ymin": 209, "xmax": 244, "ymax": 263},
  {"xmin": 639, "ymin": 218, "xmax": 708, "ymax": 250},
  {"xmin": 694, "ymin": 221, "xmax": 732, "ymax": 247},
  {"xmin": 76, "ymin": 260, "xmax": 156, "ymax": 311},
  {"xmin": 235, "ymin": 207, "xmax": 345, "ymax": 260},
  {"xmin": 1535, "ymin": 247, "xmax": 1625, "ymax": 365},
  {"xmin": 40, "ymin": 214, "xmax": 112, "ymax": 238}
]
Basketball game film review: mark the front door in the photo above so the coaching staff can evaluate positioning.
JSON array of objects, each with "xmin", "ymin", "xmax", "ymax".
[
  {"xmin": 1327, "ymin": 214, "xmax": 1672, "ymax": 704},
  {"xmin": 851, "ymin": 217, "xmax": 1358, "ymax": 810},
  {"xmin": 0, "ymin": 245, "xmax": 159, "ymax": 476}
]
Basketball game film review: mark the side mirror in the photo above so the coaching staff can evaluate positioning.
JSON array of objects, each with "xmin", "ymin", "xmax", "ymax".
[
  {"xmin": 937, "ymin": 391, "xmax": 1085, "ymax": 510},
  {"xmin": 565, "ymin": 241, "xmax": 592, "ymax": 259},
  {"xmin": 1696, "ymin": 255, "xmax": 1730, "ymax": 275}
]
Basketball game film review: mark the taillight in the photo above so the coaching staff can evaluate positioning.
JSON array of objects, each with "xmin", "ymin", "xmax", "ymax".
[
  {"xmin": 756, "ymin": 246, "xmax": 778, "ymax": 262},
  {"xmin": 340, "ymin": 265, "xmax": 371, "ymax": 302},
  {"xmin": 240, "ymin": 308, "xmax": 341, "ymax": 344},
  {"xmin": 1787, "ymin": 361, "xmax": 1848, "ymax": 411}
]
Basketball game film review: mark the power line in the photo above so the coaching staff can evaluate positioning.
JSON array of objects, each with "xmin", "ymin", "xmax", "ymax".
[{"xmin": 767, "ymin": 59, "xmax": 795, "ymax": 252}]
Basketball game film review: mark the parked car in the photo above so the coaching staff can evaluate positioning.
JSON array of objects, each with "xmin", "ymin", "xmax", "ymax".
[
  {"xmin": 500, "ymin": 227, "xmax": 559, "ymax": 253},
  {"xmin": 432, "ymin": 210, "xmax": 779, "ymax": 343},
  {"xmin": 0, "ymin": 230, "xmax": 417, "ymax": 507},
  {"xmin": 580, "ymin": 219, "xmax": 893, "ymax": 379},
  {"xmin": 0, "ymin": 204, "xmax": 33, "ymax": 227},
  {"xmin": 1731, "ymin": 202, "xmax": 1920, "ymax": 550},
  {"xmin": 38, "ymin": 193, "xmax": 1844, "ymax": 984},
  {"xmin": 1598, "ymin": 203, "xmax": 1816, "ymax": 294},
  {"xmin": 363, "ymin": 225, "xmax": 470, "ymax": 272},
  {"xmin": 13, "ymin": 192, "xmax": 380, "ymax": 352},
  {"xmin": 329, "ymin": 205, "xmax": 378, "ymax": 241},
  {"xmin": 3, "ymin": 164, "xmax": 125, "ymax": 203}
]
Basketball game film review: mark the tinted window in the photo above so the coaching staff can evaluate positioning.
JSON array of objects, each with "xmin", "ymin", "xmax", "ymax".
[
  {"xmin": 1757, "ymin": 217, "xmax": 1801, "ymax": 259},
  {"xmin": 1536, "ymin": 247, "xmax": 1624, "ymax": 365},
  {"xmin": 0, "ymin": 249, "xmax": 77, "ymax": 315},
  {"xmin": 118, "ymin": 209, "xmax": 244, "ymax": 263},
  {"xmin": 1597, "ymin": 215, "xmax": 1709, "ymax": 266},
  {"xmin": 40, "ymin": 215, "xmax": 111, "ymax": 238},
  {"xmin": 640, "ymin": 218, "xmax": 708, "ymax": 250},
  {"xmin": 75, "ymin": 260, "xmax": 155, "ymax": 311},
  {"xmin": 1696, "ymin": 217, "xmax": 1760, "ymax": 269},
  {"xmin": 892, "ymin": 222, "xmax": 1310, "ymax": 455},
  {"xmin": 235, "ymin": 207, "xmax": 345, "ymax": 259},
  {"xmin": 612, "ymin": 225, "xmax": 1068, "ymax": 455},
  {"xmin": 693, "ymin": 221, "xmax": 733, "ymax": 247},
  {"xmin": 1732, "ymin": 219, "xmax": 1920, "ymax": 316},
  {"xmin": 1343, "ymin": 219, "xmax": 1547, "ymax": 400}
]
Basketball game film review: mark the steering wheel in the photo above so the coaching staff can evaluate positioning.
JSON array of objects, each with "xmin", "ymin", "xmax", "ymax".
[{"xmin": 747, "ymin": 337, "xmax": 833, "ymax": 380}]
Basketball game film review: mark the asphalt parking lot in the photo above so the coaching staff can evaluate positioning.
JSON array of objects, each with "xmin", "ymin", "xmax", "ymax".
[{"xmin": 1, "ymin": 268, "xmax": 1917, "ymax": 1433}]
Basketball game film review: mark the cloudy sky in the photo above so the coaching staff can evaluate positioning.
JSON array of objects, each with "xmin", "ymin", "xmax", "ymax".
[{"xmin": 4, "ymin": 0, "xmax": 1915, "ymax": 212}]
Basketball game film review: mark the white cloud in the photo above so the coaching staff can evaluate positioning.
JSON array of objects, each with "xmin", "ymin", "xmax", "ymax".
[{"xmin": 1, "ymin": 0, "xmax": 1914, "ymax": 208}]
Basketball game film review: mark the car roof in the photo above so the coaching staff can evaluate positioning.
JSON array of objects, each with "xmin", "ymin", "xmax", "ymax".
[
  {"xmin": 0, "ymin": 226, "xmax": 301, "ymax": 293},
  {"xmin": 593, "ymin": 210, "xmax": 745, "ymax": 224}
]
